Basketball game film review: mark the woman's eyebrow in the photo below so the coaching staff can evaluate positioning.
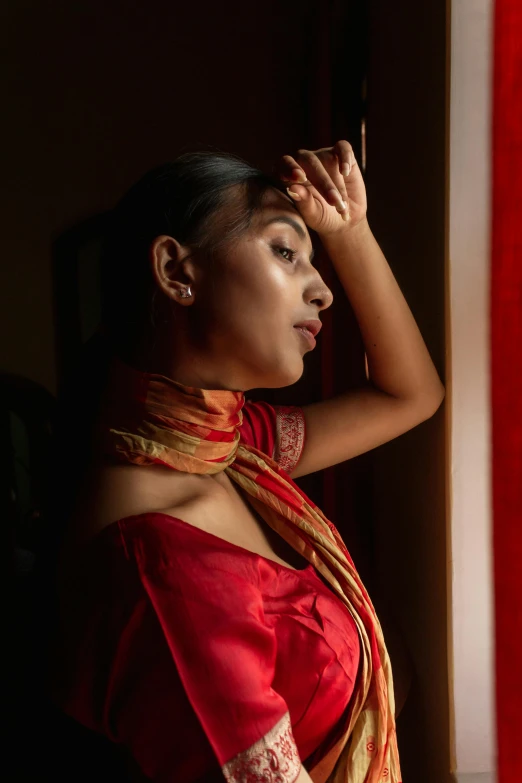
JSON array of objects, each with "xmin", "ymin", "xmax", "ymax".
[{"xmin": 262, "ymin": 216, "xmax": 315, "ymax": 262}]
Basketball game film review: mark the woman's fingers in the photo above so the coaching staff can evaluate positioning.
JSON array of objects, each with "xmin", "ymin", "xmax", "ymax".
[
  {"xmin": 275, "ymin": 142, "xmax": 358, "ymax": 218},
  {"xmin": 293, "ymin": 149, "xmax": 347, "ymax": 213},
  {"xmin": 333, "ymin": 139, "xmax": 355, "ymax": 178},
  {"xmin": 275, "ymin": 140, "xmax": 366, "ymax": 233},
  {"xmin": 277, "ymin": 155, "xmax": 309, "ymax": 184}
]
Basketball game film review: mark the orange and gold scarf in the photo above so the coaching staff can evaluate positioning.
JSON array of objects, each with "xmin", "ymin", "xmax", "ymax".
[{"xmin": 95, "ymin": 351, "xmax": 401, "ymax": 783}]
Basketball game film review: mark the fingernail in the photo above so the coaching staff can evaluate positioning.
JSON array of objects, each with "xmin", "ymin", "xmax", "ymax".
[
  {"xmin": 328, "ymin": 188, "xmax": 346, "ymax": 210},
  {"xmin": 293, "ymin": 169, "xmax": 308, "ymax": 183},
  {"xmin": 286, "ymin": 187, "xmax": 302, "ymax": 201},
  {"xmin": 342, "ymin": 165, "xmax": 351, "ymax": 177}
]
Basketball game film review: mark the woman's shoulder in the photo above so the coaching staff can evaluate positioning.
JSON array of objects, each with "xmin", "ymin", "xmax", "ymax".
[
  {"xmin": 63, "ymin": 456, "xmax": 212, "ymax": 546},
  {"xmin": 64, "ymin": 482, "xmax": 265, "ymax": 582}
]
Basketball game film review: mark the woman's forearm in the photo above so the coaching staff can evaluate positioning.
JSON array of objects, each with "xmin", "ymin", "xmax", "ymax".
[{"xmin": 320, "ymin": 218, "xmax": 445, "ymax": 408}]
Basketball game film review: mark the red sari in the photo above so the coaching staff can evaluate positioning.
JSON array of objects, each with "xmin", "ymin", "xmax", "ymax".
[
  {"xmin": 51, "ymin": 354, "xmax": 401, "ymax": 782},
  {"xmin": 51, "ymin": 401, "xmax": 361, "ymax": 781}
]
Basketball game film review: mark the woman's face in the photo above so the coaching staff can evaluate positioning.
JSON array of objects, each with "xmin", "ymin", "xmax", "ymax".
[{"xmin": 149, "ymin": 186, "xmax": 334, "ymax": 391}]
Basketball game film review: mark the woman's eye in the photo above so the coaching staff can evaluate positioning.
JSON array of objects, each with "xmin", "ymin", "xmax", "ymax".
[{"xmin": 275, "ymin": 245, "xmax": 297, "ymax": 262}]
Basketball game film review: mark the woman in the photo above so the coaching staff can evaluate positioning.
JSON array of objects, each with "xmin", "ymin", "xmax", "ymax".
[{"xmin": 50, "ymin": 141, "xmax": 444, "ymax": 782}]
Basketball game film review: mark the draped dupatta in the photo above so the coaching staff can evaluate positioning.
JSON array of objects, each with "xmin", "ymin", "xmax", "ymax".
[{"xmin": 95, "ymin": 351, "xmax": 401, "ymax": 783}]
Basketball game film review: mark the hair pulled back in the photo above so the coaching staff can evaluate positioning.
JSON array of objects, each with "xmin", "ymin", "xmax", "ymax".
[{"xmin": 100, "ymin": 149, "xmax": 287, "ymax": 360}]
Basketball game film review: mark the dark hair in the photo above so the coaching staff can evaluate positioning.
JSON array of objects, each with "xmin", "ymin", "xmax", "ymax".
[{"xmin": 100, "ymin": 149, "xmax": 287, "ymax": 360}]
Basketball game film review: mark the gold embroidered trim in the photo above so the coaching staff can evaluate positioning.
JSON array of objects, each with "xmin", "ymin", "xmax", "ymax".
[
  {"xmin": 274, "ymin": 406, "xmax": 306, "ymax": 474},
  {"xmin": 222, "ymin": 711, "xmax": 301, "ymax": 783}
]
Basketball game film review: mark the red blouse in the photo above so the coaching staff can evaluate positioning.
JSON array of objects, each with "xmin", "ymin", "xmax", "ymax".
[{"xmin": 51, "ymin": 401, "xmax": 361, "ymax": 782}]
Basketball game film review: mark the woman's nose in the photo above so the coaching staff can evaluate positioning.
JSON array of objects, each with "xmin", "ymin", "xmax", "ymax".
[{"xmin": 307, "ymin": 274, "xmax": 334, "ymax": 312}]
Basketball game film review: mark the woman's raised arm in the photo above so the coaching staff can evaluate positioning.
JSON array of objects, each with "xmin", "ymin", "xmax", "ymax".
[{"xmin": 276, "ymin": 142, "xmax": 444, "ymax": 479}]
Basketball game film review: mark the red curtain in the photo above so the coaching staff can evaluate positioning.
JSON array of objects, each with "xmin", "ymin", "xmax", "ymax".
[{"xmin": 491, "ymin": 2, "xmax": 522, "ymax": 781}]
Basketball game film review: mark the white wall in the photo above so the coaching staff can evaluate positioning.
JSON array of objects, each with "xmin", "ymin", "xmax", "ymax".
[{"xmin": 447, "ymin": 0, "xmax": 496, "ymax": 779}]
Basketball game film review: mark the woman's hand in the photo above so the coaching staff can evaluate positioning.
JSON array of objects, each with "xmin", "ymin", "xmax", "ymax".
[{"xmin": 274, "ymin": 140, "xmax": 367, "ymax": 237}]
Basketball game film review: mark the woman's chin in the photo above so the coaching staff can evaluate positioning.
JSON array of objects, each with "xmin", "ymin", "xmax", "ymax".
[
  {"xmin": 267, "ymin": 358, "xmax": 304, "ymax": 389},
  {"xmin": 243, "ymin": 347, "xmax": 304, "ymax": 389}
]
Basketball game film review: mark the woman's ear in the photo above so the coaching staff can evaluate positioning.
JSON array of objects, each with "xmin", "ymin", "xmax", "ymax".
[{"xmin": 148, "ymin": 234, "xmax": 196, "ymax": 304}]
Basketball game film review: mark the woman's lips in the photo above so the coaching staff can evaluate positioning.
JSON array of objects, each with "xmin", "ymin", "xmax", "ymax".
[{"xmin": 294, "ymin": 325, "xmax": 316, "ymax": 348}]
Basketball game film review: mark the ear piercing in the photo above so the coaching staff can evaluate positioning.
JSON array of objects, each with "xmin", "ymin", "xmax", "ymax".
[{"xmin": 179, "ymin": 286, "xmax": 192, "ymax": 298}]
